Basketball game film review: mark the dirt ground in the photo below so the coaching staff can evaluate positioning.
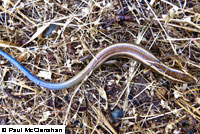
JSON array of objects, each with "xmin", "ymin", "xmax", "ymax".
[{"xmin": 0, "ymin": 0, "xmax": 200, "ymax": 133}]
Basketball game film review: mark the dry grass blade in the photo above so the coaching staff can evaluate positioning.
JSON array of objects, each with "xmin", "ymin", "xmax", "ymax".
[
  {"xmin": 91, "ymin": 105, "xmax": 117, "ymax": 134},
  {"xmin": 167, "ymin": 23, "xmax": 200, "ymax": 34},
  {"xmin": 0, "ymin": 6, "xmax": 28, "ymax": 26},
  {"xmin": 96, "ymin": 86, "xmax": 108, "ymax": 110},
  {"xmin": 176, "ymin": 98, "xmax": 200, "ymax": 121},
  {"xmin": 183, "ymin": 88, "xmax": 200, "ymax": 94},
  {"xmin": 7, "ymin": 81, "xmax": 39, "ymax": 93},
  {"xmin": 144, "ymin": 0, "xmax": 177, "ymax": 55},
  {"xmin": 8, "ymin": 0, "xmax": 36, "ymax": 25},
  {"xmin": 25, "ymin": 22, "xmax": 51, "ymax": 45},
  {"xmin": 0, "ymin": 40, "xmax": 24, "ymax": 51}
]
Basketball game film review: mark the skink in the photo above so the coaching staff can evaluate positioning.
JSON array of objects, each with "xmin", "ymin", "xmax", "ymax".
[{"xmin": 0, "ymin": 43, "xmax": 197, "ymax": 90}]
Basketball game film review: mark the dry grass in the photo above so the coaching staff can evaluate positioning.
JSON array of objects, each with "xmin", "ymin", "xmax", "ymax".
[{"xmin": 0, "ymin": 0, "xmax": 200, "ymax": 133}]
